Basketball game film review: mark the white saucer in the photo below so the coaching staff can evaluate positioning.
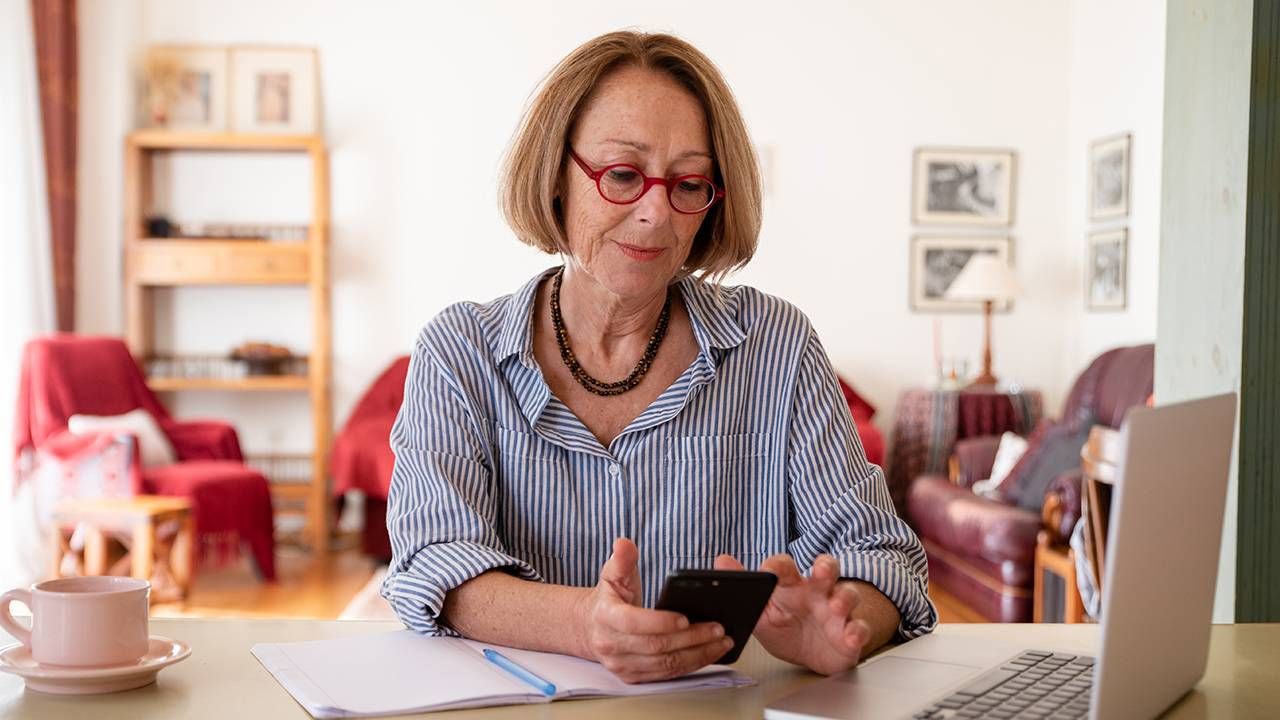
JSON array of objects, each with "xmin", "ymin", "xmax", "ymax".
[{"xmin": 0, "ymin": 636, "xmax": 191, "ymax": 694}]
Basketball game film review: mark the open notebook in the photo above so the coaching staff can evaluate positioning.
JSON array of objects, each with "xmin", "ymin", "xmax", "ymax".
[{"xmin": 252, "ymin": 630, "xmax": 754, "ymax": 718}]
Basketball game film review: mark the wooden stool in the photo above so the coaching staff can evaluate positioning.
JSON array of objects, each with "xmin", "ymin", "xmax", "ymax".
[
  {"xmin": 50, "ymin": 496, "xmax": 195, "ymax": 603},
  {"xmin": 1033, "ymin": 530, "xmax": 1085, "ymax": 623}
]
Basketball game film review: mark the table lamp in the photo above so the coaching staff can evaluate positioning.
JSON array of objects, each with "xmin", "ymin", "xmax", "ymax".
[{"xmin": 943, "ymin": 254, "xmax": 1021, "ymax": 387}]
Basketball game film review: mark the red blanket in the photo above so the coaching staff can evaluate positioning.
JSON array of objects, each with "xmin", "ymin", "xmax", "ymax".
[{"xmin": 331, "ymin": 357, "xmax": 409, "ymax": 499}]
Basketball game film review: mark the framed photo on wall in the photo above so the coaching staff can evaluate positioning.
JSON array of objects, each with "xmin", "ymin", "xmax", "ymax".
[
  {"xmin": 230, "ymin": 47, "xmax": 320, "ymax": 134},
  {"xmin": 1089, "ymin": 133, "xmax": 1131, "ymax": 221},
  {"xmin": 1087, "ymin": 228, "xmax": 1128, "ymax": 310},
  {"xmin": 912, "ymin": 148, "xmax": 1017, "ymax": 226},
  {"xmin": 143, "ymin": 46, "xmax": 229, "ymax": 131},
  {"xmin": 910, "ymin": 235, "xmax": 1013, "ymax": 312}
]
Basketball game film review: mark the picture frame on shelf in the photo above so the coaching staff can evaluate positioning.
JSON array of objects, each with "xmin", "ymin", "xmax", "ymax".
[
  {"xmin": 230, "ymin": 46, "xmax": 320, "ymax": 134},
  {"xmin": 910, "ymin": 235, "xmax": 1013, "ymax": 312},
  {"xmin": 912, "ymin": 147, "xmax": 1016, "ymax": 226},
  {"xmin": 143, "ymin": 45, "xmax": 229, "ymax": 131},
  {"xmin": 1089, "ymin": 133, "xmax": 1131, "ymax": 221},
  {"xmin": 1087, "ymin": 228, "xmax": 1128, "ymax": 311}
]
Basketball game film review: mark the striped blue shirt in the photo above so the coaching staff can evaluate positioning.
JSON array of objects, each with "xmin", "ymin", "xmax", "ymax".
[{"xmin": 382, "ymin": 267, "xmax": 937, "ymax": 639}]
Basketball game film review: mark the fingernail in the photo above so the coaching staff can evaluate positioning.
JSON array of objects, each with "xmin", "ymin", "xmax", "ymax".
[
  {"xmin": 677, "ymin": 616, "xmax": 690, "ymax": 629},
  {"xmin": 713, "ymin": 624, "xmax": 724, "ymax": 637},
  {"xmin": 722, "ymin": 638, "xmax": 734, "ymax": 649}
]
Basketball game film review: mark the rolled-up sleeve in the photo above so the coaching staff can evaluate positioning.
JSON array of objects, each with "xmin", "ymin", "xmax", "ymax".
[
  {"xmin": 785, "ymin": 330, "xmax": 938, "ymax": 638},
  {"xmin": 380, "ymin": 329, "xmax": 540, "ymax": 636}
]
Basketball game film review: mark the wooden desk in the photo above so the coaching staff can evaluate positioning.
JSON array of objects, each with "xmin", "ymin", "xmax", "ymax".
[{"xmin": 2, "ymin": 620, "xmax": 1276, "ymax": 718}]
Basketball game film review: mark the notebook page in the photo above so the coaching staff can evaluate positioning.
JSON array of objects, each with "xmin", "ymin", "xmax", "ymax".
[
  {"xmin": 252, "ymin": 631, "xmax": 545, "ymax": 718},
  {"xmin": 458, "ymin": 639, "xmax": 754, "ymax": 699}
]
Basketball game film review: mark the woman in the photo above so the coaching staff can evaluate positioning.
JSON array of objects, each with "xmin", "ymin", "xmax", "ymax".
[{"xmin": 382, "ymin": 30, "xmax": 936, "ymax": 683}]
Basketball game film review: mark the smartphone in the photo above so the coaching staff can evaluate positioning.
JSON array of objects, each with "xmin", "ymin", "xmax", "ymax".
[{"xmin": 654, "ymin": 569, "xmax": 777, "ymax": 664}]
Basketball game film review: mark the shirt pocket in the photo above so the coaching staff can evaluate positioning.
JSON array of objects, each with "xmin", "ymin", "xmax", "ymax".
[
  {"xmin": 664, "ymin": 432, "xmax": 776, "ymax": 563},
  {"xmin": 492, "ymin": 426, "xmax": 576, "ymax": 560}
]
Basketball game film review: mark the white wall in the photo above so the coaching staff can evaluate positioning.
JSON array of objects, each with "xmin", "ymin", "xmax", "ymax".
[
  {"xmin": 1063, "ymin": 0, "xmax": 1166, "ymax": 373},
  {"xmin": 78, "ymin": 1, "xmax": 1090, "ymax": 455},
  {"xmin": 1156, "ymin": 0, "xmax": 1252, "ymax": 624}
]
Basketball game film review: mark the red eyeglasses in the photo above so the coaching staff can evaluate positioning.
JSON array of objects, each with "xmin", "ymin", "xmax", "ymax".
[{"xmin": 568, "ymin": 148, "xmax": 724, "ymax": 214}]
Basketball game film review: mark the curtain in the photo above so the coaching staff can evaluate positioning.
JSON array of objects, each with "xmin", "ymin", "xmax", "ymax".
[
  {"xmin": 30, "ymin": 0, "xmax": 77, "ymax": 332},
  {"xmin": 0, "ymin": 0, "xmax": 58, "ymax": 590}
]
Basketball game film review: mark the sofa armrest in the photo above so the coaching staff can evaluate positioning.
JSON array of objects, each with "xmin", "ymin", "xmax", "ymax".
[
  {"xmin": 1041, "ymin": 468, "xmax": 1083, "ymax": 545},
  {"xmin": 951, "ymin": 436, "xmax": 1002, "ymax": 488},
  {"xmin": 163, "ymin": 419, "xmax": 244, "ymax": 462},
  {"xmin": 908, "ymin": 474, "xmax": 1042, "ymax": 566}
]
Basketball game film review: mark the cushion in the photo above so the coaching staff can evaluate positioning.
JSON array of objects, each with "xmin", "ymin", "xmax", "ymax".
[
  {"xmin": 972, "ymin": 432, "xmax": 1029, "ymax": 499},
  {"xmin": 838, "ymin": 376, "xmax": 876, "ymax": 423},
  {"xmin": 68, "ymin": 408, "xmax": 177, "ymax": 468},
  {"xmin": 1000, "ymin": 415, "xmax": 1096, "ymax": 511},
  {"xmin": 31, "ymin": 431, "xmax": 141, "ymax": 526}
]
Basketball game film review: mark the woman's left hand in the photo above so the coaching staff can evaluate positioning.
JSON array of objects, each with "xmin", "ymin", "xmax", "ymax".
[{"xmin": 714, "ymin": 553, "xmax": 876, "ymax": 675}]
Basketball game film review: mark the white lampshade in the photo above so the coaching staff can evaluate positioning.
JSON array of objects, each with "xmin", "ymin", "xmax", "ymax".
[{"xmin": 944, "ymin": 254, "xmax": 1021, "ymax": 302}]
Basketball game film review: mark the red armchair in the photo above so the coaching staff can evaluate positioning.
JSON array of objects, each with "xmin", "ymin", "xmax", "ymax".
[
  {"xmin": 331, "ymin": 356, "xmax": 410, "ymax": 561},
  {"xmin": 906, "ymin": 344, "xmax": 1153, "ymax": 622},
  {"xmin": 14, "ymin": 335, "xmax": 276, "ymax": 580}
]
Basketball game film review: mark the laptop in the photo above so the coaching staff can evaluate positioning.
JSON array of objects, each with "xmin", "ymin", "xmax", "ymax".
[{"xmin": 766, "ymin": 393, "xmax": 1237, "ymax": 720}]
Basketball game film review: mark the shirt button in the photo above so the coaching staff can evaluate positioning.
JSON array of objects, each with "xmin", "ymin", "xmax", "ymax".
[{"xmin": 608, "ymin": 464, "xmax": 621, "ymax": 477}]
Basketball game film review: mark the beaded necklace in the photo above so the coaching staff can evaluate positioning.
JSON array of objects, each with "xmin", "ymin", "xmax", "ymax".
[{"xmin": 550, "ymin": 266, "xmax": 671, "ymax": 397}]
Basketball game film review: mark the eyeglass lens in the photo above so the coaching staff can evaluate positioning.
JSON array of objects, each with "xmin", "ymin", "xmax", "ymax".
[{"xmin": 599, "ymin": 166, "xmax": 716, "ymax": 213}]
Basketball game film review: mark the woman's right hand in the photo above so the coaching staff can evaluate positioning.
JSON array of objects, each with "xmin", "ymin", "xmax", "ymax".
[{"xmin": 574, "ymin": 537, "xmax": 732, "ymax": 683}]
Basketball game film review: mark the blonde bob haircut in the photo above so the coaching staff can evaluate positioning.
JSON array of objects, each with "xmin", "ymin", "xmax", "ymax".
[{"xmin": 500, "ymin": 30, "xmax": 762, "ymax": 283}]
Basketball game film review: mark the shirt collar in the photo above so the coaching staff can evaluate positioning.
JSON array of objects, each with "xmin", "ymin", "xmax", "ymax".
[
  {"xmin": 493, "ymin": 267, "xmax": 748, "ymax": 368},
  {"xmin": 675, "ymin": 274, "xmax": 748, "ymax": 357},
  {"xmin": 493, "ymin": 267, "xmax": 556, "ymax": 367}
]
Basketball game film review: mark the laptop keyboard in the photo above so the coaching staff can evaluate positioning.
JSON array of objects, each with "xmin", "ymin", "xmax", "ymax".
[{"xmin": 911, "ymin": 650, "xmax": 1096, "ymax": 719}]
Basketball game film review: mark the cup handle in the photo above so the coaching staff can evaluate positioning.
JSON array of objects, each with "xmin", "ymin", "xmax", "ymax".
[{"xmin": 0, "ymin": 589, "xmax": 33, "ymax": 648}]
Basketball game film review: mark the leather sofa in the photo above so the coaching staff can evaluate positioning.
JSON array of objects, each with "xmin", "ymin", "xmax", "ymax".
[{"xmin": 906, "ymin": 344, "xmax": 1154, "ymax": 622}]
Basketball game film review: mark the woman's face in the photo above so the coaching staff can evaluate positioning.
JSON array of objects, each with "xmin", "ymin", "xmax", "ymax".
[{"xmin": 561, "ymin": 65, "xmax": 713, "ymax": 300}]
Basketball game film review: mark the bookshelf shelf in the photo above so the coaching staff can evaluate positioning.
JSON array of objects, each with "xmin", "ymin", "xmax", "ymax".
[{"xmin": 128, "ymin": 130, "xmax": 321, "ymax": 152}]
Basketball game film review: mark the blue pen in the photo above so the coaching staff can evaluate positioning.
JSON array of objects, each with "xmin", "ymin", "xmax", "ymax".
[{"xmin": 482, "ymin": 648, "xmax": 557, "ymax": 696}]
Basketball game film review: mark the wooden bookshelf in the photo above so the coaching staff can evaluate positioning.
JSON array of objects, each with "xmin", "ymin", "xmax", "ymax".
[{"xmin": 123, "ymin": 131, "xmax": 332, "ymax": 557}]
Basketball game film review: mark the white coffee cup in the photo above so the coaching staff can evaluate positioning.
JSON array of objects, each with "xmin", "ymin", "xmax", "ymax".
[{"xmin": 0, "ymin": 576, "xmax": 151, "ymax": 667}]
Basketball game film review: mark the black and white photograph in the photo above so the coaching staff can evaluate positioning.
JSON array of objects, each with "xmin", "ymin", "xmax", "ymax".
[
  {"xmin": 1087, "ymin": 228, "xmax": 1127, "ymax": 310},
  {"xmin": 910, "ymin": 235, "xmax": 1013, "ymax": 312},
  {"xmin": 230, "ymin": 47, "xmax": 319, "ymax": 134},
  {"xmin": 912, "ymin": 148, "xmax": 1016, "ymax": 226},
  {"xmin": 1089, "ymin": 133, "xmax": 1131, "ymax": 221}
]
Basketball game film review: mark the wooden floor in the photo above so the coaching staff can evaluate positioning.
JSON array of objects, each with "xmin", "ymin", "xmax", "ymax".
[
  {"xmin": 928, "ymin": 584, "xmax": 986, "ymax": 623},
  {"xmin": 151, "ymin": 544, "xmax": 379, "ymax": 620}
]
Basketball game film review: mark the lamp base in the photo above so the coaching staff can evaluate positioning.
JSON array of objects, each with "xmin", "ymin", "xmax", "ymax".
[{"xmin": 968, "ymin": 299, "xmax": 999, "ymax": 389}]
